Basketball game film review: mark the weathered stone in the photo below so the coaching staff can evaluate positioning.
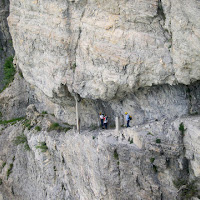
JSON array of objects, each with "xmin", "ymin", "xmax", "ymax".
[
  {"xmin": 7, "ymin": 0, "xmax": 200, "ymax": 102},
  {"xmin": 1, "ymin": 0, "xmax": 199, "ymax": 127},
  {"xmin": 0, "ymin": 0, "xmax": 14, "ymax": 91},
  {"xmin": 0, "ymin": 113, "xmax": 199, "ymax": 200},
  {"xmin": 0, "ymin": 73, "xmax": 35, "ymax": 120},
  {"xmin": 181, "ymin": 117, "xmax": 200, "ymax": 178},
  {"xmin": 0, "ymin": 1, "xmax": 200, "ymax": 199}
]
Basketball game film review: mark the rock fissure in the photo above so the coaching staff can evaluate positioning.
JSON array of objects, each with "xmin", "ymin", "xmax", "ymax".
[{"xmin": 157, "ymin": 0, "xmax": 166, "ymax": 21}]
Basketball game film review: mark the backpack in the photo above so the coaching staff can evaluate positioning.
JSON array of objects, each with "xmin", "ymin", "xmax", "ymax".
[
  {"xmin": 104, "ymin": 116, "xmax": 108, "ymax": 123},
  {"xmin": 129, "ymin": 116, "xmax": 132, "ymax": 120}
]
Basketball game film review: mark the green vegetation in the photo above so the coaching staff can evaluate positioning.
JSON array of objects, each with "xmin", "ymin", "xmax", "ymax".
[
  {"xmin": 48, "ymin": 122, "xmax": 59, "ymax": 131},
  {"xmin": 0, "ymin": 56, "xmax": 15, "ymax": 93},
  {"xmin": 0, "ymin": 112, "xmax": 2, "ymax": 118},
  {"xmin": 70, "ymin": 63, "xmax": 76, "ymax": 71},
  {"xmin": 2, "ymin": 162, "xmax": 6, "ymax": 168},
  {"xmin": 0, "ymin": 117, "xmax": 25, "ymax": 125},
  {"xmin": 0, "ymin": 127, "xmax": 5, "ymax": 131},
  {"xmin": 7, "ymin": 163, "xmax": 13, "ymax": 179},
  {"xmin": 48, "ymin": 122, "xmax": 71, "ymax": 132},
  {"xmin": 2, "ymin": 0, "xmax": 5, "ymax": 6},
  {"xmin": 156, "ymin": 139, "xmax": 161, "ymax": 144},
  {"xmin": 150, "ymin": 158, "xmax": 155, "ymax": 163},
  {"xmin": 92, "ymin": 136, "xmax": 95, "ymax": 140},
  {"xmin": 173, "ymin": 178, "xmax": 187, "ymax": 189},
  {"xmin": 128, "ymin": 137, "xmax": 134, "ymax": 144},
  {"xmin": 23, "ymin": 119, "xmax": 32, "ymax": 130},
  {"xmin": 8, "ymin": 39, "xmax": 13, "ymax": 45},
  {"xmin": 14, "ymin": 134, "xmax": 27, "ymax": 145},
  {"xmin": 179, "ymin": 122, "xmax": 187, "ymax": 137},
  {"xmin": 24, "ymin": 143, "xmax": 31, "ymax": 151},
  {"xmin": 190, "ymin": 112, "xmax": 198, "ymax": 116},
  {"xmin": 35, "ymin": 126, "xmax": 41, "ymax": 132},
  {"xmin": 18, "ymin": 70, "xmax": 24, "ymax": 78},
  {"xmin": 147, "ymin": 132, "xmax": 154, "ymax": 136},
  {"xmin": 63, "ymin": 127, "xmax": 71, "ymax": 132},
  {"xmin": 36, "ymin": 142, "xmax": 48, "ymax": 152},
  {"xmin": 63, "ymin": 122, "xmax": 70, "ymax": 126},
  {"xmin": 173, "ymin": 179, "xmax": 198, "ymax": 200},
  {"xmin": 13, "ymin": 134, "xmax": 30, "ymax": 151},
  {"xmin": 0, "ymin": 178, "xmax": 2, "ymax": 185},
  {"xmin": 114, "ymin": 149, "xmax": 119, "ymax": 160},
  {"xmin": 42, "ymin": 111, "xmax": 48, "ymax": 115},
  {"xmin": 152, "ymin": 165, "xmax": 158, "ymax": 173}
]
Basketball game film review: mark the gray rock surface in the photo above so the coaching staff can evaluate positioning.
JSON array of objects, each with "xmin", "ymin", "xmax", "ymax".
[
  {"xmin": 0, "ymin": 73, "xmax": 35, "ymax": 120},
  {"xmin": 35, "ymin": 81, "xmax": 200, "ymax": 127},
  {"xmin": 0, "ymin": 110, "xmax": 199, "ymax": 200},
  {"xmin": 7, "ymin": 0, "xmax": 200, "ymax": 101},
  {"xmin": 0, "ymin": 0, "xmax": 14, "ymax": 91},
  {"xmin": 3, "ymin": 0, "xmax": 199, "ymax": 128},
  {"xmin": 0, "ymin": 1, "xmax": 200, "ymax": 199},
  {"xmin": 2, "ymin": 67, "xmax": 200, "ymax": 128},
  {"xmin": 182, "ymin": 117, "xmax": 200, "ymax": 178}
]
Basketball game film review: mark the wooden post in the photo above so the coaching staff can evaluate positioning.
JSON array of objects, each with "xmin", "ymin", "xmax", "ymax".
[
  {"xmin": 75, "ymin": 96, "xmax": 80, "ymax": 134},
  {"xmin": 116, "ymin": 116, "xmax": 120, "ymax": 133}
]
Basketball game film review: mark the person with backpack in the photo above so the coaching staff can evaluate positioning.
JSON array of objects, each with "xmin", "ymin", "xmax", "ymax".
[
  {"xmin": 125, "ymin": 112, "xmax": 131, "ymax": 127},
  {"xmin": 103, "ymin": 114, "xmax": 108, "ymax": 129},
  {"xmin": 99, "ymin": 113, "xmax": 104, "ymax": 128}
]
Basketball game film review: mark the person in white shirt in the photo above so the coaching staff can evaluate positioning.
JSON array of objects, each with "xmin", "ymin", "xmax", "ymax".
[{"xmin": 99, "ymin": 113, "xmax": 104, "ymax": 128}]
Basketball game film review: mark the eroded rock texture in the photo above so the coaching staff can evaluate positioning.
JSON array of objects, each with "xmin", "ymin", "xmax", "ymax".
[
  {"xmin": 0, "ymin": 1, "xmax": 199, "ymax": 199},
  {"xmin": 8, "ymin": 0, "xmax": 200, "ymax": 101},
  {"xmin": 0, "ymin": 73, "xmax": 35, "ymax": 120},
  {"xmin": 4, "ymin": 0, "xmax": 200, "ymax": 126},
  {"xmin": 0, "ymin": 111, "xmax": 200, "ymax": 200},
  {"xmin": 0, "ymin": 0, "xmax": 14, "ymax": 90}
]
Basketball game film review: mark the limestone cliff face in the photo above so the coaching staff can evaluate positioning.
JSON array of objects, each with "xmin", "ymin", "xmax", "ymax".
[
  {"xmin": 1, "ymin": 109, "xmax": 200, "ymax": 200},
  {"xmin": 5, "ymin": 0, "xmax": 200, "ymax": 126},
  {"xmin": 0, "ymin": 73, "xmax": 35, "ymax": 120},
  {"xmin": 8, "ymin": 0, "xmax": 200, "ymax": 101},
  {"xmin": 0, "ymin": 0, "xmax": 14, "ymax": 91},
  {"xmin": 0, "ymin": 1, "xmax": 200, "ymax": 199}
]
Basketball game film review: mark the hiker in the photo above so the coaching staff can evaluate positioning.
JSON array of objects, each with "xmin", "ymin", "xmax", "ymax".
[
  {"xmin": 99, "ymin": 113, "xmax": 104, "ymax": 128},
  {"xmin": 104, "ymin": 114, "xmax": 108, "ymax": 129},
  {"xmin": 125, "ymin": 112, "xmax": 131, "ymax": 127}
]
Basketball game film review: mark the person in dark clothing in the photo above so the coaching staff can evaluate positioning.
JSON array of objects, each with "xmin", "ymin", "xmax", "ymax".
[
  {"xmin": 104, "ymin": 114, "xmax": 108, "ymax": 129},
  {"xmin": 125, "ymin": 112, "xmax": 130, "ymax": 127}
]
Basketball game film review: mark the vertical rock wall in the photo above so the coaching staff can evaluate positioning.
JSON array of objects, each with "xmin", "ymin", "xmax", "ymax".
[
  {"xmin": 3, "ymin": 0, "xmax": 199, "ymax": 127},
  {"xmin": 7, "ymin": 0, "xmax": 200, "ymax": 101},
  {"xmin": 0, "ymin": 0, "xmax": 14, "ymax": 91}
]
